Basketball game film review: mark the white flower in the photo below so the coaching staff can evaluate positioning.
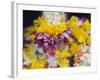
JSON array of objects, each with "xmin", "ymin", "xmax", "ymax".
[
  {"xmin": 80, "ymin": 53, "xmax": 91, "ymax": 66},
  {"xmin": 47, "ymin": 55, "xmax": 58, "ymax": 68},
  {"xmin": 74, "ymin": 52, "xmax": 91, "ymax": 67},
  {"xmin": 43, "ymin": 11, "xmax": 65, "ymax": 25},
  {"xmin": 81, "ymin": 45, "xmax": 89, "ymax": 52}
]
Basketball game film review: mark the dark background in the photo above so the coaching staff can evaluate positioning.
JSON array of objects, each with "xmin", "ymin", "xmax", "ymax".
[{"xmin": 23, "ymin": 10, "xmax": 42, "ymax": 28}]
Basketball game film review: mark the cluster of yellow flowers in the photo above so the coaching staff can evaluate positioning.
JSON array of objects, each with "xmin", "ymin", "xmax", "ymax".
[{"xmin": 23, "ymin": 14, "xmax": 91, "ymax": 69}]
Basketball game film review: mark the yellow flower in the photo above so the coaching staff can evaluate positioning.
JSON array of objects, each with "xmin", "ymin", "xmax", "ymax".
[
  {"xmin": 54, "ymin": 50, "xmax": 61, "ymax": 58},
  {"xmin": 67, "ymin": 16, "xmax": 78, "ymax": 29},
  {"xmin": 24, "ymin": 51, "xmax": 47, "ymax": 69},
  {"xmin": 31, "ymin": 58, "xmax": 47, "ymax": 69},
  {"xmin": 23, "ymin": 43, "xmax": 47, "ymax": 69},
  {"xmin": 54, "ymin": 49, "xmax": 71, "ymax": 58},
  {"xmin": 23, "ymin": 44, "xmax": 36, "ymax": 63},
  {"xmin": 61, "ymin": 49, "xmax": 71, "ymax": 57},
  {"xmin": 86, "ymin": 37, "xmax": 91, "ymax": 45},
  {"xmin": 57, "ymin": 58, "xmax": 69, "ymax": 67},
  {"xmin": 33, "ymin": 16, "xmax": 67, "ymax": 36},
  {"xmin": 24, "ymin": 51, "xmax": 35, "ymax": 63},
  {"xmin": 81, "ymin": 20, "xmax": 91, "ymax": 31},
  {"xmin": 69, "ymin": 38, "xmax": 73, "ymax": 44},
  {"xmin": 68, "ymin": 16, "xmax": 90, "ymax": 43},
  {"xmin": 32, "ymin": 35, "xmax": 36, "ymax": 40},
  {"xmin": 24, "ymin": 26, "xmax": 36, "ymax": 37},
  {"xmin": 70, "ymin": 43, "xmax": 83, "ymax": 55}
]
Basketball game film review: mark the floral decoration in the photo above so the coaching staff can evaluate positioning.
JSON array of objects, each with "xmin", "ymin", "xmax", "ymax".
[{"xmin": 23, "ymin": 11, "xmax": 91, "ymax": 69}]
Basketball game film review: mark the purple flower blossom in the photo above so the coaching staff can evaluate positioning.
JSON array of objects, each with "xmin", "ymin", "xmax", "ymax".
[
  {"xmin": 78, "ymin": 16, "xmax": 87, "ymax": 26},
  {"xmin": 33, "ymin": 28, "xmax": 72, "ymax": 53}
]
